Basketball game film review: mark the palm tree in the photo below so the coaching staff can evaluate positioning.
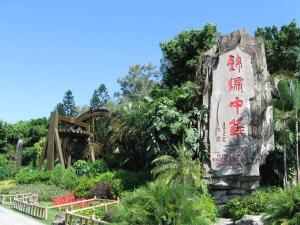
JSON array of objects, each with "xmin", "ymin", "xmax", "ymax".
[
  {"xmin": 289, "ymin": 78, "xmax": 300, "ymax": 183},
  {"xmin": 272, "ymin": 77, "xmax": 300, "ymax": 187},
  {"xmin": 151, "ymin": 144, "xmax": 206, "ymax": 192}
]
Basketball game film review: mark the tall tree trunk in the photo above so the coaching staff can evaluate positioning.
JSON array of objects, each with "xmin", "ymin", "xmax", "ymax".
[
  {"xmin": 296, "ymin": 110, "xmax": 300, "ymax": 184},
  {"xmin": 284, "ymin": 118, "xmax": 288, "ymax": 190}
]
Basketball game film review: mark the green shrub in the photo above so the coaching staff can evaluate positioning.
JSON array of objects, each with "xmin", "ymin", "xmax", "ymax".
[
  {"xmin": 50, "ymin": 164, "xmax": 64, "ymax": 186},
  {"xmin": 110, "ymin": 181, "xmax": 217, "ymax": 225},
  {"xmin": 263, "ymin": 186, "xmax": 300, "ymax": 225},
  {"xmin": 73, "ymin": 160, "xmax": 90, "ymax": 176},
  {"xmin": 73, "ymin": 159, "xmax": 109, "ymax": 176},
  {"xmin": 93, "ymin": 172, "xmax": 123, "ymax": 198},
  {"xmin": 60, "ymin": 167, "xmax": 77, "ymax": 190},
  {"xmin": 0, "ymin": 166, "xmax": 13, "ymax": 180},
  {"xmin": 89, "ymin": 160, "xmax": 109, "ymax": 175},
  {"xmin": 0, "ymin": 155, "xmax": 18, "ymax": 180},
  {"xmin": 74, "ymin": 171, "xmax": 123, "ymax": 199},
  {"xmin": 225, "ymin": 188, "xmax": 279, "ymax": 220},
  {"xmin": 8, "ymin": 183, "xmax": 68, "ymax": 201},
  {"xmin": 74, "ymin": 176, "xmax": 94, "ymax": 198},
  {"xmin": 15, "ymin": 167, "xmax": 51, "ymax": 184}
]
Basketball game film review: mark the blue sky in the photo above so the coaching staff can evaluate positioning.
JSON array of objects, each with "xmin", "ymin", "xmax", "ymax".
[{"xmin": 0, "ymin": 0, "xmax": 299, "ymax": 123}]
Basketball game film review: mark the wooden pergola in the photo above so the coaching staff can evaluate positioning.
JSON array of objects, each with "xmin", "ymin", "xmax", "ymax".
[{"xmin": 38, "ymin": 109, "xmax": 109, "ymax": 170}]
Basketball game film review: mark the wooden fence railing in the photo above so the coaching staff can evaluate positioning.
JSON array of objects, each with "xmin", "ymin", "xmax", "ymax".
[
  {"xmin": 49, "ymin": 197, "xmax": 99, "ymax": 212},
  {"xmin": 65, "ymin": 199, "xmax": 120, "ymax": 225},
  {"xmin": 0, "ymin": 193, "xmax": 38, "ymax": 205},
  {"xmin": 13, "ymin": 198, "xmax": 48, "ymax": 219},
  {"xmin": 13, "ymin": 197, "xmax": 104, "ymax": 220}
]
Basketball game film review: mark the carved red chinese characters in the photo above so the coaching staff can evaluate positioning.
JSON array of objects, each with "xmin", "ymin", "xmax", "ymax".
[
  {"xmin": 229, "ymin": 97, "xmax": 243, "ymax": 114},
  {"xmin": 229, "ymin": 117, "xmax": 244, "ymax": 136},
  {"xmin": 227, "ymin": 54, "xmax": 243, "ymax": 72},
  {"xmin": 228, "ymin": 77, "xmax": 243, "ymax": 92}
]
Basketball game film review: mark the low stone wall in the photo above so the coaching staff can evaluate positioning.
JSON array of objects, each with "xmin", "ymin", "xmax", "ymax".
[{"xmin": 209, "ymin": 175, "xmax": 259, "ymax": 204}]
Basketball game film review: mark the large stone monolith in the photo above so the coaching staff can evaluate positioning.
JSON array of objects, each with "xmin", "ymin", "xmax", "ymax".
[{"xmin": 198, "ymin": 30, "xmax": 274, "ymax": 204}]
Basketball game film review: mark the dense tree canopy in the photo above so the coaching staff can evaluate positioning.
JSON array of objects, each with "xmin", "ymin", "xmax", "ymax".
[
  {"xmin": 255, "ymin": 20, "xmax": 300, "ymax": 74},
  {"xmin": 160, "ymin": 23, "xmax": 217, "ymax": 88},
  {"xmin": 116, "ymin": 63, "xmax": 159, "ymax": 101}
]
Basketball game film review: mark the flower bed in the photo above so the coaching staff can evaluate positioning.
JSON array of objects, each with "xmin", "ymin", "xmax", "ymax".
[{"xmin": 52, "ymin": 192, "xmax": 90, "ymax": 208}]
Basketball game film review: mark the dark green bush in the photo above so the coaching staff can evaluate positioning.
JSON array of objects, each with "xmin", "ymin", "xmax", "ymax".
[
  {"xmin": 89, "ymin": 159, "xmax": 109, "ymax": 175},
  {"xmin": 225, "ymin": 188, "xmax": 279, "ymax": 220},
  {"xmin": 264, "ymin": 185, "xmax": 300, "ymax": 225},
  {"xmin": 15, "ymin": 167, "xmax": 51, "ymax": 184},
  {"xmin": 89, "ymin": 182, "xmax": 112, "ymax": 199},
  {"xmin": 74, "ymin": 176, "xmax": 94, "ymax": 198},
  {"xmin": 74, "ymin": 171, "xmax": 123, "ymax": 199},
  {"xmin": 93, "ymin": 171, "xmax": 123, "ymax": 198},
  {"xmin": 110, "ymin": 181, "xmax": 217, "ymax": 225},
  {"xmin": 115, "ymin": 170, "xmax": 152, "ymax": 190}
]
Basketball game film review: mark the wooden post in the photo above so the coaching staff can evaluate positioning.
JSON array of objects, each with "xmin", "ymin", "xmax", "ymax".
[
  {"xmin": 65, "ymin": 210, "xmax": 68, "ymax": 225},
  {"xmin": 47, "ymin": 112, "xmax": 56, "ymax": 170},
  {"xmin": 90, "ymin": 143, "xmax": 95, "ymax": 162},
  {"xmin": 54, "ymin": 128, "xmax": 65, "ymax": 169},
  {"xmin": 67, "ymin": 155, "xmax": 72, "ymax": 167},
  {"xmin": 62, "ymin": 137, "xmax": 69, "ymax": 165},
  {"xmin": 44, "ymin": 204, "xmax": 48, "ymax": 220}
]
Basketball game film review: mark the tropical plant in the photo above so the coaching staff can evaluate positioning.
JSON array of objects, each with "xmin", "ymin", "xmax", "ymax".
[
  {"xmin": 270, "ymin": 74, "xmax": 300, "ymax": 187},
  {"xmin": 73, "ymin": 160, "xmax": 90, "ymax": 176},
  {"xmin": 263, "ymin": 185, "xmax": 300, "ymax": 225},
  {"xmin": 148, "ymin": 82, "xmax": 208, "ymax": 160},
  {"xmin": 111, "ymin": 180, "xmax": 217, "ymax": 225},
  {"xmin": 151, "ymin": 144, "xmax": 206, "ymax": 192}
]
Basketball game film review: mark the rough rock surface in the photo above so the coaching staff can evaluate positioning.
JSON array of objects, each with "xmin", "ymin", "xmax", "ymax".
[
  {"xmin": 52, "ymin": 212, "xmax": 66, "ymax": 225},
  {"xmin": 235, "ymin": 215, "xmax": 263, "ymax": 225},
  {"xmin": 198, "ymin": 29, "xmax": 274, "ymax": 204},
  {"xmin": 215, "ymin": 218, "xmax": 235, "ymax": 225}
]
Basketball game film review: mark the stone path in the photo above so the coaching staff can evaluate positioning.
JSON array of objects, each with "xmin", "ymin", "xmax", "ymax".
[{"xmin": 0, "ymin": 206, "xmax": 43, "ymax": 225}]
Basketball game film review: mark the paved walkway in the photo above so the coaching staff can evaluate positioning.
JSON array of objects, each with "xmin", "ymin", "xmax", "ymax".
[{"xmin": 0, "ymin": 206, "xmax": 44, "ymax": 225}]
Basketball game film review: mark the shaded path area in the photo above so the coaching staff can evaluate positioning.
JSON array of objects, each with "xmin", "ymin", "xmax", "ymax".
[{"xmin": 0, "ymin": 206, "xmax": 43, "ymax": 225}]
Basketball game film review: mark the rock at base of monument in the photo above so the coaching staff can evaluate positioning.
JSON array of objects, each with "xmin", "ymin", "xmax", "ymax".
[
  {"xmin": 52, "ymin": 212, "xmax": 66, "ymax": 225},
  {"xmin": 209, "ymin": 175, "xmax": 260, "ymax": 204},
  {"xmin": 235, "ymin": 215, "xmax": 263, "ymax": 225},
  {"xmin": 214, "ymin": 218, "xmax": 235, "ymax": 225}
]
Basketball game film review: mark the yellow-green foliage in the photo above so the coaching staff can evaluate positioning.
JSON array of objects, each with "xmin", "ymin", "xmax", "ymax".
[{"xmin": 0, "ymin": 179, "xmax": 15, "ymax": 194}]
